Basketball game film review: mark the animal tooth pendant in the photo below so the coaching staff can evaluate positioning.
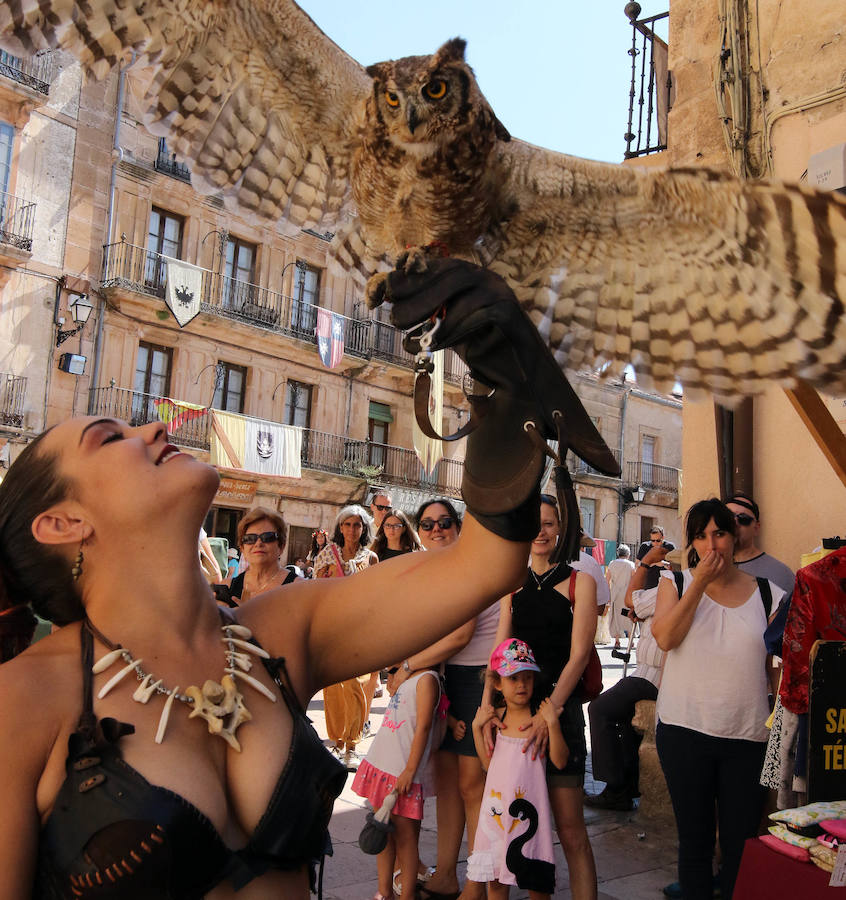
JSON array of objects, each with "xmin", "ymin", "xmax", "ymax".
[
  {"xmin": 98, "ymin": 658, "xmax": 143, "ymax": 700},
  {"xmin": 133, "ymin": 673, "xmax": 164, "ymax": 703},
  {"xmin": 155, "ymin": 688, "xmax": 179, "ymax": 745}
]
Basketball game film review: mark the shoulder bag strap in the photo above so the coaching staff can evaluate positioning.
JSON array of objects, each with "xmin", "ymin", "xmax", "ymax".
[
  {"xmin": 756, "ymin": 576, "xmax": 773, "ymax": 619},
  {"xmin": 330, "ymin": 543, "xmax": 348, "ymax": 577}
]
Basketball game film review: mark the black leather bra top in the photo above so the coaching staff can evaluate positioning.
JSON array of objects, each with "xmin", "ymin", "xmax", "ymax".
[{"xmin": 33, "ymin": 622, "xmax": 347, "ymax": 898}]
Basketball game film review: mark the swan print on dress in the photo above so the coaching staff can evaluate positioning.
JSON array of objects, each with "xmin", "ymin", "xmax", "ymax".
[{"xmin": 467, "ymin": 734, "xmax": 556, "ymax": 892}]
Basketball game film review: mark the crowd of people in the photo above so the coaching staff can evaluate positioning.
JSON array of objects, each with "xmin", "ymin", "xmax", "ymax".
[{"xmin": 189, "ymin": 484, "xmax": 818, "ymax": 900}]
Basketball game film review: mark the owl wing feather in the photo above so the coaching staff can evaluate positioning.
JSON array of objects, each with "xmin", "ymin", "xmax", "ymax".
[
  {"xmin": 493, "ymin": 140, "xmax": 846, "ymax": 404},
  {"xmin": 0, "ymin": 0, "xmax": 370, "ymax": 231}
]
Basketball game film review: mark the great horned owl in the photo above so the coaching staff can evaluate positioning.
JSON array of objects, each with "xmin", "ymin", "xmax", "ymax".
[
  {"xmin": 349, "ymin": 38, "xmax": 512, "ymax": 266},
  {"xmin": 3, "ymin": 0, "xmax": 845, "ymax": 405}
]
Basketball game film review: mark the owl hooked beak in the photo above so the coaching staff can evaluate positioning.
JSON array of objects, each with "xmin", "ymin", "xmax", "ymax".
[{"xmin": 406, "ymin": 101, "xmax": 420, "ymax": 135}]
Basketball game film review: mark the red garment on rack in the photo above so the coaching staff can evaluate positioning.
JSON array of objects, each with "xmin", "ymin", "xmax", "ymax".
[{"xmin": 779, "ymin": 547, "xmax": 846, "ymax": 715}]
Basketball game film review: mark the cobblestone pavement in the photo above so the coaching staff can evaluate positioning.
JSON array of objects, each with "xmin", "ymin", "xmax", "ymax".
[{"xmin": 309, "ymin": 643, "xmax": 680, "ymax": 899}]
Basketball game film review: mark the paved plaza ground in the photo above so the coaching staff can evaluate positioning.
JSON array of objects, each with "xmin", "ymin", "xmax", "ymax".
[{"xmin": 309, "ymin": 644, "xmax": 680, "ymax": 899}]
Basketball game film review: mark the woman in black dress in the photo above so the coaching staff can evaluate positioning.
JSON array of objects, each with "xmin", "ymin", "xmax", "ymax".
[{"xmin": 488, "ymin": 494, "xmax": 598, "ymax": 900}]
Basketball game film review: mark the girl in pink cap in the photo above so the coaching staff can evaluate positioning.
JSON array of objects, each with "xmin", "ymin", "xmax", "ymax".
[{"xmin": 469, "ymin": 638, "xmax": 568, "ymax": 898}]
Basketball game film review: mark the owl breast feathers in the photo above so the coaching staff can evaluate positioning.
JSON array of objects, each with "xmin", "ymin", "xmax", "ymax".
[{"xmin": 3, "ymin": 0, "xmax": 845, "ymax": 404}]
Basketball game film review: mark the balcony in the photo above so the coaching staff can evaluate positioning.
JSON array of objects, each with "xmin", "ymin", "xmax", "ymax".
[
  {"xmin": 302, "ymin": 429, "xmax": 462, "ymax": 498},
  {"xmin": 623, "ymin": 8, "xmax": 672, "ymax": 159},
  {"xmin": 154, "ymin": 138, "xmax": 192, "ymax": 183},
  {"xmin": 100, "ymin": 241, "xmax": 468, "ymax": 384},
  {"xmin": 0, "ymin": 49, "xmax": 52, "ymax": 95},
  {"xmin": 625, "ymin": 459, "xmax": 679, "ymax": 494},
  {"xmin": 566, "ymin": 447, "xmax": 622, "ymax": 479},
  {"xmin": 0, "ymin": 191, "xmax": 35, "ymax": 252},
  {"xmin": 0, "ymin": 373, "xmax": 26, "ymax": 427},
  {"xmin": 89, "ymin": 385, "xmax": 464, "ymax": 497}
]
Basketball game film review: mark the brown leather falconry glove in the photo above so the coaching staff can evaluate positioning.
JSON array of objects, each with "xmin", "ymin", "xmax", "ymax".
[{"xmin": 382, "ymin": 258, "xmax": 620, "ymax": 557}]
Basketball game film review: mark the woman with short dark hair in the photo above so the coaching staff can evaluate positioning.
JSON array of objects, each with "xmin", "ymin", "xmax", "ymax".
[
  {"xmin": 229, "ymin": 505, "xmax": 296, "ymax": 604},
  {"xmin": 652, "ymin": 498, "xmax": 786, "ymax": 900}
]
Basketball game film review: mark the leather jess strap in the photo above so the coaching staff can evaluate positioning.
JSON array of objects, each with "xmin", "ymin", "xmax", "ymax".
[{"xmin": 412, "ymin": 367, "xmax": 491, "ymax": 442}]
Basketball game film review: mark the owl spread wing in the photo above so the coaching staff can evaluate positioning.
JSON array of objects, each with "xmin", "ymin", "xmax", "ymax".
[
  {"xmin": 0, "ymin": 0, "xmax": 370, "ymax": 231},
  {"xmin": 491, "ymin": 140, "xmax": 846, "ymax": 404}
]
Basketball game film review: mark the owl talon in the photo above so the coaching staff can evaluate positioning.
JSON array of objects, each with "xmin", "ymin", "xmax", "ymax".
[
  {"xmin": 400, "ymin": 246, "xmax": 432, "ymax": 275},
  {"xmin": 365, "ymin": 272, "xmax": 388, "ymax": 309}
]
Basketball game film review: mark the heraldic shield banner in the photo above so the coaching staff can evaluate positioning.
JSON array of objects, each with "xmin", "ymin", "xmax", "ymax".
[
  {"xmin": 316, "ymin": 307, "xmax": 345, "ymax": 368},
  {"xmin": 164, "ymin": 257, "xmax": 203, "ymax": 327}
]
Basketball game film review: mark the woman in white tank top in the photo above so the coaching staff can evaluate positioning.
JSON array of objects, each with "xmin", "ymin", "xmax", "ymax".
[{"xmin": 652, "ymin": 499, "xmax": 784, "ymax": 900}]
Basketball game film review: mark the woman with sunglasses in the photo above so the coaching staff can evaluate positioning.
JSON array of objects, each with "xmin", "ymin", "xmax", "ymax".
[
  {"xmin": 387, "ymin": 498, "xmax": 498, "ymax": 900},
  {"xmin": 229, "ymin": 506, "xmax": 299, "ymax": 604},
  {"xmin": 371, "ymin": 508, "xmax": 422, "ymax": 562}
]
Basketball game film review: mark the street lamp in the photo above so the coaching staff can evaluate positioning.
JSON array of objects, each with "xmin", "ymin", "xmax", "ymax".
[{"xmin": 56, "ymin": 293, "xmax": 94, "ymax": 346}]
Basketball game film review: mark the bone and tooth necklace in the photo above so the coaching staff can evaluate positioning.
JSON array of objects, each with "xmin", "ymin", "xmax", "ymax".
[{"xmin": 87, "ymin": 620, "xmax": 276, "ymax": 751}]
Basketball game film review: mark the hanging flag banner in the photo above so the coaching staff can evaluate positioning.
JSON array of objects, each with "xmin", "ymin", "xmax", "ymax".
[
  {"xmin": 316, "ymin": 307, "xmax": 345, "ymax": 369},
  {"xmin": 413, "ymin": 350, "xmax": 444, "ymax": 474},
  {"xmin": 163, "ymin": 256, "xmax": 203, "ymax": 327},
  {"xmin": 244, "ymin": 420, "xmax": 303, "ymax": 478},
  {"xmin": 153, "ymin": 398, "xmax": 207, "ymax": 433},
  {"xmin": 209, "ymin": 410, "xmax": 246, "ymax": 469}
]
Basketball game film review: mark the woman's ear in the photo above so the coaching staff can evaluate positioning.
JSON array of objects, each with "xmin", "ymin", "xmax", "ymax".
[{"xmin": 31, "ymin": 502, "xmax": 91, "ymax": 547}]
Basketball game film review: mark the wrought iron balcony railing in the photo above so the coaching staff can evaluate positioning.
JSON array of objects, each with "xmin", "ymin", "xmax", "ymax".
[
  {"xmin": 566, "ymin": 447, "xmax": 622, "ymax": 479},
  {"xmin": 0, "ymin": 49, "xmax": 52, "ymax": 94},
  {"xmin": 0, "ymin": 190, "xmax": 36, "ymax": 251},
  {"xmin": 0, "ymin": 373, "xmax": 26, "ymax": 427},
  {"xmin": 625, "ymin": 459, "xmax": 679, "ymax": 493},
  {"xmin": 154, "ymin": 138, "xmax": 192, "ymax": 182},
  {"xmin": 302, "ymin": 428, "xmax": 463, "ymax": 497},
  {"xmin": 100, "ymin": 241, "xmax": 468, "ymax": 383},
  {"xmin": 623, "ymin": 7, "xmax": 671, "ymax": 159},
  {"xmin": 88, "ymin": 385, "xmax": 463, "ymax": 496}
]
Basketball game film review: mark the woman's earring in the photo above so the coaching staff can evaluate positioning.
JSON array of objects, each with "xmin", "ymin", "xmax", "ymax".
[{"xmin": 71, "ymin": 542, "xmax": 85, "ymax": 581}]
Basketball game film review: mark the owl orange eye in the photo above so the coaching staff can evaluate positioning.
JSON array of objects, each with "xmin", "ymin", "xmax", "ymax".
[
  {"xmin": 385, "ymin": 91, "xmax": 400, "ymax": 108},
  {"xmin": 424, "ymin": 79, "xmax": 448, "ymax": 100}
]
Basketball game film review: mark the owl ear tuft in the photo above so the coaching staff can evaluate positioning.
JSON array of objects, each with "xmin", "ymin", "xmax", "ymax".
[
  {"xmin": 494, "ymin": 117, "xmax": 511, "ymax": 142},
  {"xmin": 435, "ymin": 38, "xmax": 467, "ymax": 64},
  {"xmin": 365, "ymin": 62, "xmax": 390, "ymax": 82}
]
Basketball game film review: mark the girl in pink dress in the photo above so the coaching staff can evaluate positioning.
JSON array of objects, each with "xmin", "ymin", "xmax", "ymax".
[
  {"xmin": 469, "ymin": 639, "xmax": 569, "ymax": 899},
  {"xmin": 352, "ymin": 666, "xmax": 441, "ymax": 900}
]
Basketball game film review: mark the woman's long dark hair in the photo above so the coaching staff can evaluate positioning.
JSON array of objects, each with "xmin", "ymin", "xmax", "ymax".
[
  {"xmin": 371, "ymin": 508, "xmax": 422, "ymax": 559},
  {"xmin": 0, "ymin": 429, "xmax": 85, "ymax": 637},
  {"xmin": 684, "ymin": 498, "xmax": 737, "ymax": 568}
]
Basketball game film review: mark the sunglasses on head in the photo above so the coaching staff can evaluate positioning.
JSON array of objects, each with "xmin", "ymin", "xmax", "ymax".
[
  {"xmin": 734, "ymin": 513, "xmax": 756, "ymax": 526},
  {"xmin": 242, "ymin": 531, "xmax": 279, "ymax": 545},
  {"xmin": 419, "ymin": 516, "xmax": 455, "ymax": 532}
]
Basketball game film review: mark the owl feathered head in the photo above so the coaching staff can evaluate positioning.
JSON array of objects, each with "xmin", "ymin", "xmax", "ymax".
[{"xmin": 364, "ymin": 38, "xmax": 510, "ymax": 149}]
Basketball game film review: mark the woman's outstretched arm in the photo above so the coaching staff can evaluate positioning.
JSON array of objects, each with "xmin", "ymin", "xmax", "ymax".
[{"xmin": 250, "ymin": 515, "xmax": 529, "ymax": 693}]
